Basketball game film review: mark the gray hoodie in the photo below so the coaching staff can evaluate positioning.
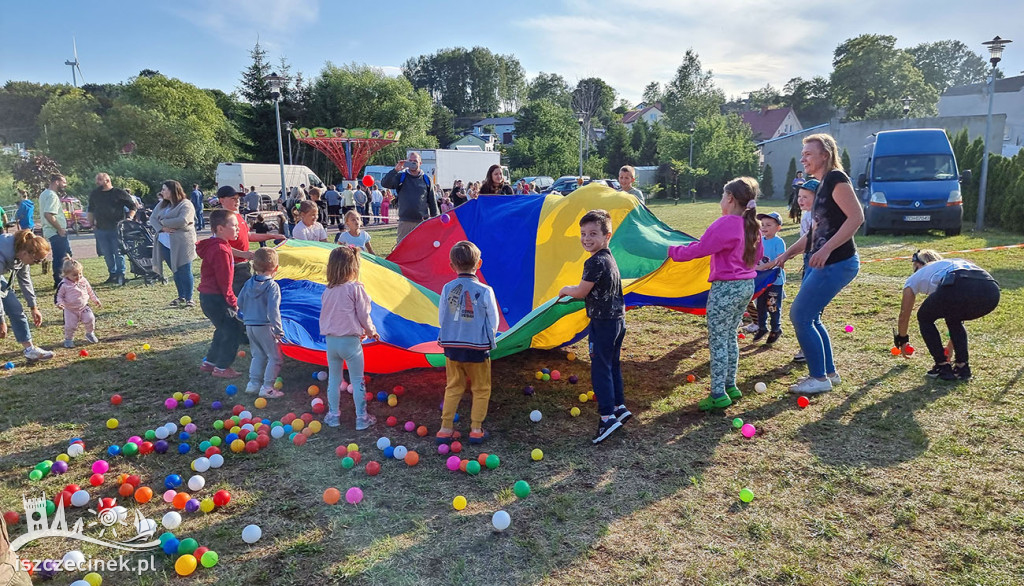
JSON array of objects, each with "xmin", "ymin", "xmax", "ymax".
[
  {"xmin": 237, "ymin": 274, "xmax": 283, "ymax": 337},
  {"xmin": 0, "ymin": 234, "xmax": 37, "ymax": 319}
]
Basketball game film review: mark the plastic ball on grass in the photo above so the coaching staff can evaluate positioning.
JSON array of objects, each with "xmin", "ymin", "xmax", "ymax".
[
  {"xmin": 416, "ymin": 425, "xmax": 428, "ymax": 437},
  {"xmin": 225, "ymin": 385, "xmax": 238, "ymax": 396},
  {"xmin": 404, "ymin": 451, "xmax": 420, "ymax": 466},
  {"xmin": 341, "ymin": 457, "xmax": 355, "ymax": 469},
  {"xmin": 754, "ymin": 382, "xmax": 767, "ymax": 393},
  {"xmin": 578, "ymin": 393, "xmax": 589, "ymax": 403},
  {"xmin": 466, "ymin": 460, "xmax": 481, "ymax": 475},
  {"xmin": 686, "ymin": 374, "xmax": 696, "ymax": 383},
  {"xmin": 254, "ymin": 397, "xmax": 267, "ymax": 409},
  {"xmin": 523, "ymin": 385, "xmax": 534, "ymax": 396},
  {"xmin": 531, "ymin": 449, "xmax": 544, "ymax": 461},
  {"xmin": 485, "ymin": 454, "xmax": 500, "ymax": 469},
  {"xmin": 366, "ymin": 461, "xmax": 381, "ymax": 476},
  {"xmin": 242, "ymin": 524, "xmax": 262, "ymax": 544},
  {"xmin": 740, "ymin": 423, "xmax": 756, "ymax": 438},
  {"xmin": 110, "ymin": 394, "xmax": 122, "ymax": 405},
  {"xmin": 844, "ymin": 324, "xmax": 854, "ymax": 333},
  {"xmin": 492, "ymin": 510, "xmax": 511, "ymax": 531},
  {"xmin": 323, "ymin": 487, "xmax": 341, "ymax": 505},
  {"xmin": 739, "ymin": 488, "xmax": 755, "ymax": 503},
  {"xmin": 387, "ymin": 394, "xmax": 398, "ymax": 407},
  {"xmin": 890, "ymin": 347, "xmax": 901, "ymax": 356},
  {"xmin": 386, "ymin": 416, "xmax": 398, "ymax": 427},
  {"xmin": 292, "ymin": 434, "xmax": 307, "ymax": 446},
  {"xmin": 404, "ymin": 421, "xmax": 416, "ymax": 432},
  {"xmin": 106, "ymin": 445, "xmax": 121, "ymax": 457},
  {"xmin": 530, "ymin": 410, "xmax": 542, "ymax": 422},
  {"xmin": 568, "ymin": 375, "xmax": 578, "ymax": 384},
  {"xmin": 797, "ymin": 396, "xmax": 810, "ymax": 408},
  {"xmin": 904, "ymin": 345, "xmax": 916, "ymax": 356},
  {"xmin": 541, "ymin": 373, "xmax": 551, "ymax": 381},
  {"xmin": 550, "ymin": 370, "xmax": 561, "ymax": 381},
  {"xmin": 126, "ymin": 352, "xmax": 137, "ymax": 361},
  {"xmin": 450, "ymin": 441, "xmax": 462, "ymax": 454},
  {"xmin": 570, "ymin": 407, "xmax": 581, "ymax": 417},
  {"xmin": 438, "ymin": 443, "xmax": 450, "ymax": 455},
  {"xmin": 513, "ymin": 480, "xmax": 531, "ymax": 498},
  {"xmin": 535, "ymin": 371, "xmax": 544, "ymax": 380},
  {"xmin": 79, "ymin": 349, "xmax": 89, "ymax": 357},
  {"xmin": 345, "ymin": 487, "xmax": 363, "ymax": 505}
]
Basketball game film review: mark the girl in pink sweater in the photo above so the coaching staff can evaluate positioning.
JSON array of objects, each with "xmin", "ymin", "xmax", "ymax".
[
  {"xmin": 55, "ymin": 258, "xmax": 102, "ymax": 348},
  {"xmin": 667, "ymin": 177, "xmax": 763, "ymax": 411},
  {"xmin": 319, "ymin": 246, "xmax": 380, "ymax": 430}
]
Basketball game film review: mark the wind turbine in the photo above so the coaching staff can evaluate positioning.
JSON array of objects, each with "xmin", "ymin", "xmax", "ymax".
[{"xmin": 64, "ymin": 38, "xmax": 84, "ymax": 87}]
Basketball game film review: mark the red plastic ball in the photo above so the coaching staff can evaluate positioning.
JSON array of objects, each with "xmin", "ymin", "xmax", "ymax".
[
  {"xmin": 416, "ymin": 425, "xmax": 428, "ymax": 437},
  {"xmin": 193, "ymin": 546, "xmax": 209, "ymax": 560},
  {"xmin": 393, "ymin": 385, "xmax": 405, "ymax": 396},
  {"xmin": 126, "ymin": 352, "xmax": 137, "ymax": 361},
  {"xmin": 64, "ymin": 484, "xmax": 81, "ymax": 494},
  {"xmin": 293, "ymin": 434, "xmax": 307, "ymax": 446},
  {"xmin": 79, "ymin": 349, "xmax": 89, "ymax": 357},
  {"xmin": 204, "ymin": 446, "xmax": 221, "ymax": 457},
  {"xmin": 212, "ymin": 490, "xmax": 231, "ymax": 507},
  {"xmin": 335, "ymin": 445, "xmax": 349, "ymax": 458},
  {"xmin": 312, "ymin": 402, "xmax": 325, "ymax": 414},
  {"xmin": 89, "ymin": 473, "xmax": 104, "ymax": 487},
  {"xmin": 118, "ymin": 483, "xmax": 134, "ymax": 497},
  {"xmin": 245, "ymin": 440, "xmax": 259, "ymax": 453},
  {"xmin": 361, "ymin": 174, "xmax": 374, "ymax": 187},
  {"xmin": 450, "ymin": 441, "xmax": 462, "ymax": 454},
  {"xmin": 300, "ymin": 413, "xmax": 314, "ymax": 424},
  {"xmin": 110, "ymin": 394, "xmax": 122, "ymax": 405},
  {"xmin": 349, "ymin": 451, "xmax": 362, "ymax": 464},
  {"xmin": 364, "ymin": 391, "xmax": 374, "ymax": 402},
  {"xmin": 3, "ymin": 511, "xmax": 19, "ymax": 525},
  {"xmin": 737, "ymin": 333, "xmax": 745, "ymax": 339},
  {"xmin": 797, "ymin": 396, "xmax": 810, "ymax": 408},
  {"xmin": 56, "ymin": 491, "xmax": 73, "ymax": 507},
  {"xmin": 365, "ymin": 461, "xmax": 380, "ymax": 476},
  {"xmin": 904, "ymin": 345, "xmax": 915, "ymax": 356},
  {"xmin": 386, "ymin": 416, "xmax": 398, "ymax": 427},
  {"xmin": 281, "ymin": 413, "xmax": 297, "ymax": 425},
  {"xmin": 256, "ymin": 435, "xmax": 270, "ymax": 448},
  {"xmin": 127, "ymin": 474, "xmax": 141, "ymax": 487},
  {"xmin": 139, "ymin": 441, "xmax": 154, "ymax": 455},
  {"xmin": 232, "ymin": 404, "xmax": 244, "ymax": 416}
]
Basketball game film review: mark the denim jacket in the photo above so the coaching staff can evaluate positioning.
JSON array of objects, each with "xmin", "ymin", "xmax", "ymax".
[{"xmin": 438, "ymin": 274, "xmax": 499, "ymax": 351}]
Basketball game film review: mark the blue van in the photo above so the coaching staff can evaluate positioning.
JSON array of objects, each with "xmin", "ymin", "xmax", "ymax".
[{"xmin": 857, "ymin": 129, "xmax": 971, "ymax": 236}]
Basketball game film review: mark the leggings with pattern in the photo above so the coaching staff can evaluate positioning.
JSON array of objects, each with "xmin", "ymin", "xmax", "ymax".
[{"xmin": 707, "ymin": 279, "xmax": 755, "ymax": 396}]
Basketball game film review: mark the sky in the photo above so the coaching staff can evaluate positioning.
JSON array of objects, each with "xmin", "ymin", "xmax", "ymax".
[{"xmin": 2, "ymin": 0, "xmax": 1023, "ymax": 107}]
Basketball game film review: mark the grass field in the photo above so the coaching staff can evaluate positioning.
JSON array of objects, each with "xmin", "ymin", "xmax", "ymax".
[{"xmin": 1, "ymin": 197, "xmax": 1023, "ymax": 585}]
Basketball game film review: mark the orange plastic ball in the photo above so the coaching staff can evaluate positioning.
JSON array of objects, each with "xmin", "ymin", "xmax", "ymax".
[
  {"xmin": 890, "ymin": 347, "xmax": 901, "ymax": 356},
  {"xmin": 118, "ymin": 483, "xmax": 135, "ymax": 497},
  {"xmin": 323, "ymin": 488, "xmax": 340, "ymax": 505},
  {"xmin": 126, "ymin": 352, "xmax": 137, "ymax": 361},
  {"xmin": 477, "ymin": 453, "xmax": 489, "ymax": 466},
  {"xmin": 172, "ymin": 492, "xmax": 191, "ymax": 510},
  {"xmin": 349, "ymin": 451, "xmax": 362, "ymax": 464},
  {"xmin": 307, "ymin": 385, "xmax": 320, "ymax": 396},
  {"xmin": 134, "ymin": 486, "xmax": 153, "ymax": 504},
  {"xmin": 404, "ymin": 451, "xmax": 419, "ymax": 466},
  {"xmin": 459, "ymin": 459, "xmax": 469, "ymax": 472},
  {"xmin": 416, "ymin": 425, "xmax": 428, "ymax": 437},
  {"xmin": 686, "ymin": 374, "xmax": 696, "ymax": 383}
]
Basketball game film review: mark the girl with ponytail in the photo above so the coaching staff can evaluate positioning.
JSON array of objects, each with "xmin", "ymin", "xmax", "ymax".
[{"xmin": 667, "ymin": 177, "xmax": 763, "ymax": 411}]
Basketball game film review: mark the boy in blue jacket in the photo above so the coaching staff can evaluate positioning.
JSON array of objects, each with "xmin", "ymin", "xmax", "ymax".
[{"xmin": 436, "ymin": 241, "xmax": 499, "ymax": 445}]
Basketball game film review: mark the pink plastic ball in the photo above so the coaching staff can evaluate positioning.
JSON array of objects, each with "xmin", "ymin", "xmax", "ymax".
[
  {"xmin": 404, "ymin": 421, "xmax": 415, "ymax": 432},
  {"xmin": 345, "ymin": 487, "xmax": 363, "ymax": 505},
  {"xmin": 165, "ymin": 398, "xmax": 178, "ymax": 410},
  {"xmin": 844, "ymin": 324, "xmax": 854, "ymax": 333},
  {"xmin": 184, "ymin": 423, "xmax": 197, "ymax": 433},
  {"xmin": 438, "ymin": 443, "xmax": 450, "ymax": 455},
  {"xmin": 740, "ymin": 423, "xmax": 757, "ymax": 438},
  {"xmin": 446, "ymin": 456, "xmax": 461, "ymax": 471},
  {"xmin": 128, "ymin": 436, "xmax": 143, "ymax": 445},
  {"xmin": 91, "ymin": 460, "xmax": 109, "ymax": 475},
  {"xmin": 163, "ymin": 489, "xmax": 177, "ymax": 503},
  {"xmin": 550, "ymin": 370, "xmax": 561, "ymax": 381}
]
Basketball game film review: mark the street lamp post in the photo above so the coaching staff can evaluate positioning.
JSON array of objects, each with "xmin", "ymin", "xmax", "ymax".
[
  {"xmin": 284, "ymin": 121, "xmax": 294, "ymax": 166},
  {"xmin": 265, "ymin": 72, "xmax": 288, "ymax": 206},
  {"xmin": 577, "ymin": 116, "xmax": 585, "ymax": 177},
  {"xmin": 688, "ymin": 122, "xmax": 696, "ymax": 167},
  {"xmin": 901, "ymin": 95, "xmax": 914, "ymax": 119},
  {"xmin": 977, "ymin": 35, "xmax": 1012, "ymax": 231}
]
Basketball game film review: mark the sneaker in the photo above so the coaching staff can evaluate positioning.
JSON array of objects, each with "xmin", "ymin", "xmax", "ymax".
[
  {"xmin": 591, "ymin": 416, "xmax": 622, "ymax": 444},
  {"xmin": 63, "ymin": 339, "xmax": 75, "ymax": 348},
  {"xmin": 84, "ymin": 332, "xmax": 98, "ymax": 344},
  {"xmin": 766, "ymin": 330, "xmax": 781, "ymax": 345},
  {"xmin": 826, "ymin": 372, "xmax": 841, "ymax": 385},
  {"xmin": 613, "ymin": 406, "xmax": 632, "ymax": 425},
  {"xmin": 102, "ymin": 275, "xmax": 118, "ymax": 285},
  {"xmin": 953, "ymin": 364, "xmax": 972, "ymax": 381},
  {"xmin": 212, "ymin": 367, "xmax": 242, "ymax": 379},
  {"xmin": 788, "ymin": 377, "xmax": 833, "ymax": 394},
  {"xmin": 743, "ymin": 323, "xmax": 760, "ymax": 333},
  {"xmin": 355, "ymin": 413, "xmax": 377, "ymax": 431},
  {"xmin": 245, "ymin": 382, "xmax": 261, "ymax": 394},
  {"xmin": 185, "ymin": 300, "xmax": 195, "ymax": 308},
  {"xmin": 935, "ymin": 363, "xmax": 958, "ymax": 381},
  {"xmin": 24, "ymin": 346, "xmax": 55, "ymax": 361},
  {"xmin": 170, "ymin": 298, "xmax": 184, "ymax": 307},
  {"xmin": 793, "ymin": 352, "xmax": 806, "ymax": 363},
  {"xmin": 752, "ymin": 328, "xmax": 769, "ymax": 342},
  {"xmin": 259, "ymin": 387, "xmax": 285, "ymax": 398},
  {"xmin": 199, "ymin": 361, "xmax": 216, "ymax": 373},
  {"xmin": 324, "ymin": 412, "xmax": 341, "ymax": 428},
  {"xmin": 926, "ymin": 363, "xmax": 952, "ymax": 379}
]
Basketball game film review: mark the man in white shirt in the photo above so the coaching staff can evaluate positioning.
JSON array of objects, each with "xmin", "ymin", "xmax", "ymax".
[
  {"xmin": 39, "ymin": 173, "xmax": 70, "ymax": 288},
  {"xmin": 370, "ymin": 186, "xmax": 383, "ymax": 225}
]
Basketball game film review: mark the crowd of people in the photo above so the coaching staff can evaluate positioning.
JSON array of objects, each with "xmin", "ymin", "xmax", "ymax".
[{"xmin": 0, "ymin": 133, "xmax": 1002, "ymax": 443}]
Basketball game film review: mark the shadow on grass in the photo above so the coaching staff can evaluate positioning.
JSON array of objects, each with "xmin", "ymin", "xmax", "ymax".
[{"xmin": 797, "ymin": 363, "xmax": 955, "ymax": 468}]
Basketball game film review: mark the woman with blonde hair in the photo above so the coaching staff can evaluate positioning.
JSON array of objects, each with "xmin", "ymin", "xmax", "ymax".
[
  {"xmin": 0, "ymin": 230, "xmax": 55, "ymax": 360},
  {"xmin": 774, "ymin": 133, "xmax": 864, "ymax": 394},
  {"xmin": 151, "ymin": 180, "xmax": 198, "ymax": 307}
]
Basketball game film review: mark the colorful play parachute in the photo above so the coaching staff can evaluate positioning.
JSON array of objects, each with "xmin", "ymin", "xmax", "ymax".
[{"xmin": 275, "ymin": 185, "xmax": 777, "ymax": 373}]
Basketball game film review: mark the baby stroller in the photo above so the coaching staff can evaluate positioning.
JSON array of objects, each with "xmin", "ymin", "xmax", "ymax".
[{"xmin": 117, "ymin": 219, "xmax": 165, "ymax": 285}]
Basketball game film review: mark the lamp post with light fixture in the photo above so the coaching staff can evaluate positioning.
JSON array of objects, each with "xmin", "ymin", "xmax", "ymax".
[
  {"xmin": 901, "ymin": 95, "xmax": 914, "ymax": 119},
  {"xmin": 265, "ymin": 72, "xmax": 288, "ymax": 204},
  {"xmin": 977, "ymin": 35, "xmax": 1012, "ymax": 231}
]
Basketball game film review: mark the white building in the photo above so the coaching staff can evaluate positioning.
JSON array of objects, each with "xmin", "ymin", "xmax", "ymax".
[
  {"xmin": 939, "ymin": 75, "xmax": 1024, "ymax": 157},
  {"xmin": 622, "ymin": 103, "xmax": 665, "ymax": 129},
  {"xmin": 472, "ymin": 117, "xmax": 517, "ymax": 145}
]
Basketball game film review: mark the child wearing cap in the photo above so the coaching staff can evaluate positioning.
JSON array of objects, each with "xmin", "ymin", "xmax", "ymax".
[{"xmin": 753, "ymin": 211, "xmax": 787, "ymax": 344}]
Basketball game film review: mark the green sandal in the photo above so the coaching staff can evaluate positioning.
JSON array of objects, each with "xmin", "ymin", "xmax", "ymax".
[
  {"xmin": 725, "ymin": 386, "xmax": 742, "ymax": 400},
  {"xmin": 698, "ymin": 394, "xmax": 732, "ymax": 411}
]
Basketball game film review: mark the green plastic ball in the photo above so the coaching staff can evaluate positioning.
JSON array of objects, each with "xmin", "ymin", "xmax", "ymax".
[
  {"xmin": 732, "ymin": 418, "xmax": 743, "ymax": 429},
  {"xmin": 200, "ymin": 550, "xmax": 219, "ymax": 568},
  {"xmin": 513, "ymin": 480, "xmax": 531, "ymax": 498},
  {"xmin": 209, "ymin": 436, "xmax": 222, "ymax": 447},
  {"xmin": 177, "ymin": 537, "xmax": 199, "ymax": 555},
  {"xmin": 341, "ymin": 457, "xmax": 355, "ymax": 469},
  {"xmin": 485, "ymin": 454, "xmax": 500, "ymax": 469},
  {"xmin": 466, "ymin": 460, "xmax": 481, "ymax": 475},
  {"xmin": 122, "ymin": 442, "xmax": 139, "ymax": 456},
  {"xmin": 198, "ymin": 441, "xmax": 211, "ymax": 452},
  {"xmin": 28, "ymin": 469, "xmax": 43, "ymax": 481},
  {"xmin": 213, "ymin": 420, "xmax": 224, "ymax": 430},
  {"xmin": 739, "ymin": 488, "xmax": 754, "ymax": 503},
  {"xmin": 541, "ymin": 373, "xmax": 551, "ymax": 381},
  {"xmin": 144, "ymin": 429, "xmax": 156, "ymax": 441},
  {"xmin": 45, "ymin": 500, "xmax": 56, "ymax": 515},
  {"xmin": 159, "ymin": 532, "xmax": 176, "ymax": 545},
  {"xmin": 245, "ymin": 431, "xmax": 258, "ymax": 442}
]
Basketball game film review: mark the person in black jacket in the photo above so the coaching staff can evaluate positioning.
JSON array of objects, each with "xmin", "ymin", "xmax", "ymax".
[
  {"xmin": 479, "ymin": 165, "xmax": 513, "ymax": 195},
  {"xmin": 380, "ymin": 152, "xmax": 438, "ymax": 244}
]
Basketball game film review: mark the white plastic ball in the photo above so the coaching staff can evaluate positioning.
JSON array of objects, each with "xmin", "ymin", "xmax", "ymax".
[
  {"xmin": 242, "ymin": 524, "xmax": 262, "ymax": 544},
  {"xmin": 240, "ymin": 410, "xmax": 252, "ymax": 420},
  {"xmin": 112, "ymin": 505, "xmax": 128, "ymax": 523},
  {"xmin": 154, "ymin": 427, "xmax": 169, "ymax": 440},
  {"xmin": 162, "ymin": 511, "xmax": 182, "ymax": 530},
  {"xmin": 70, "ymin": 490, "xmax": 90, "ymax": 507},
  {"xmin": 317, "ymin": 371, "xmax": 328, "ymax": 381},
  {"xmin": 70, "ymin": 581, "xmax": 90, "ymax": 586},
  {"xmin": 393, "ymin": 445, "xmax": 408, "ymax": 459},
  {"xmin": 164, "ymin": 423, "xmax": 178, "ymax": 434},
  {"xmin": 241, "ymin": 423, "xmax": 255, "ymax": 433},
  {"xmin": 376, "ymin": 437, "xmax": 391, "ymax": 450},
  {"xmin": 63, "ymin": 550, "xmax": 86, "ymax": 566},
  {"xmin": 67, "ymin": 443, "xmax": 84, "ymax": 458},
  {"xmin": 208, "ymin": 453, "xmax": 225, "ymax": 468},
  {"xmin": 187, "ymin": 475, "xmax": 206, "ymax": 491},
  {"xmin": 192, "ymin": 457, "xmax": 211, "ymax": 473},
  {"xmin": 754, "ymin": 382, "xmax": 767, "ymax": 393},
  {"xmin": 492, "ymin": 510, "xmax": 511, "ymax": 531},
  {"xmin": 529, "ymin": 410, "xmax": 542, "ymax": 422},
  {"xmin": 270, "ymin": 426, "xmax": 285, "ymax": 439}
]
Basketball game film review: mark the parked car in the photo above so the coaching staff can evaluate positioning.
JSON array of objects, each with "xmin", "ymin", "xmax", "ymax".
[
  {"xmin": 544, "ymin": 176, "xmax": 590, "ymax": 195},
  {"xmin": 589, "ymin": 179, "xmax": 622, "ymax": 190},
  {"xmin": 519, "ymin": 176, "xmax": 554, "ymax": 191}
]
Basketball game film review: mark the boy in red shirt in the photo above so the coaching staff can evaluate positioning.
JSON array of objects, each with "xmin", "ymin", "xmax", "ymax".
[{"xmin": 196, "ymin": 209, "xmax": 243, "ymax": 378}]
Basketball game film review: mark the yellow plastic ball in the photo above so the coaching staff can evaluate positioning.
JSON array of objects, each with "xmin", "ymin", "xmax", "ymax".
[
  {"xmin": 387, "ymin": 395, "xmax": 398, "ymax": 407},
  {"xmin": 587, "ymin": 390, "xmax": 595, "ymax": 400},
  {"xmin": 142, "ymin": 343, "xmax": 151, "ymax": 351},
  {"xmin": 570, "ymin": 407, "xmax": 581, "ymax": 417},
  {"xmin": 578, "ymin": 393, "xmax": 589, "ymax": 403},
  {"xmin": 346, "ymin": 443, "xmax": 359, "ymax": 453},
  {"xmin": 567, "ymin": 352, "xmax": 576, "ymax": 361},
  {"xmin": 273, "ymin": 381, "xmax": 284, "ymax": 390},
  {"xmin": 174, "ymin": 554, "xmax": 197, "ymax": 576},
  {"xmin": 531, "ymin": 449, "xmax": 544, "ymax": 461},
  {"xmin": 230, "ymin": 439, "xmax": 245, "ymax": 453},
  {"xmin": 230, "ymin": 426, "xmax": 242, "ymax": 435},
  {"xmin": 308, "ymin": 420, "xmax": 322, "ymax": 433},
  {"xmin": 199, "ymin": 498, "xmax": 215, "ymax": 513},
  {"xmin": 254, "ymin": 398, "xmax": 267, "ymax": 409},
  {"xmin": 307, "ymin": 385, "xmax": 319, "ymax": 396},
  {"xmin": 291, "ymin": 419, "xmax": 305, "ymax": 432},
  {"xmin": 253, "ymin": 422, "xmax": 262, "ymax": 430},
  {"xmin": 56, "ymin": 453, "xmax": 70, "ymax": 463},
  {"xmin": 535, "ymin": 371, "xmax": 544, "ymax": 380},
  {"xmin": 83, "ymin": 572, "xmax": 103, "ymax": 586},
  {"xmin": 106, "ymin": 418, "xmax": 119, "ymax": 429},
  {"xmin": 452, "ymin": 495, "xmax": 467, "ymax": 510},
  {"xmin": 173, "ymin": 392, "xmax": 184, "ymax": 401},
  {"xmin": 179, "ymin": 415, "xmax": 192, "ymax": 426}
]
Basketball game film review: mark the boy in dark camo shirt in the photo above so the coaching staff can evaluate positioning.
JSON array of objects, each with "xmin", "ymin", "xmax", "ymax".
[{"xmin": 559, "ymin": 209, "xmax": 630, "ymax": 444}]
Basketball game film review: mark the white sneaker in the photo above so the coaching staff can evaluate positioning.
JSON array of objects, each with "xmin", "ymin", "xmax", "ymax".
[
  {"xmin": 789, "ymin": 377, "xmax": 833, "ymax": 394},
  {"xmin": 85, "ymin": 332, "xmax": 99, "ymax": 343},
  {"xmin": 24, "ymin": 346, "xmax": 55, "ymax": 361},
  {"xmin": 324, "ymin": 412, "xmax": 341, "ymax": 428},
  {"xmin": 245, "ymin": 382, "xmax": 261, "ymax": 394},
  {"xmin": 827, "ymin": 372, "xmax": 841, "ymax": 385},
  {"xmin": 743, "ymin": 323, "xmax": 759, "ymax": 333}
]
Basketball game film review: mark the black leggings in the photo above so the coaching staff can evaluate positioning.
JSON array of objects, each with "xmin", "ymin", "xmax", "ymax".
[{"xmin": 917, "ymin": 276, "xmax": 1000, "ymax": 365}]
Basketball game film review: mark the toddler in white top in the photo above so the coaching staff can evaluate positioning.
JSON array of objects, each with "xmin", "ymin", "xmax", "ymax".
[{"xmin": 55, "ymin": 258, "xmax": 102, "ymax": 347}]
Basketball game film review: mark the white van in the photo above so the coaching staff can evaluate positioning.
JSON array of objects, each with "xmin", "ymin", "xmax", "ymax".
[{"xmin": 215, "ymin": 163, "xmax": 325, "ymax": 198}]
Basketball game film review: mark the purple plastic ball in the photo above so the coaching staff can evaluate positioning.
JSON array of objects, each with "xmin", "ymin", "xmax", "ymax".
[
  {"xmin": 185, "ymin": 498, "xmax": 201, "ymax": 513},
  {"xmin": 164, "ymin": 398, "xmax": 178, "ymax": 410},
  {"xmin": 438, "ymin": 443, "xmax": 450, "ymax": 455},
  {"xmin": 184, "ymin": 423, "xmax": 197, "ymax": 433},
  {"xmin": 440, "ymin": 213, "xmax": 451, "ymax": 224},
  {"xmin": 51, "ymin": 460, "xmax": 68, "ymax": 474},
  {"xmin": 154, "ymin": 440, "xmax": 169, "ymax": 453},
  {"xmin": 568, "ymin": 375, "xmax": 579, "ymax": 384},
  {"xmin": 211, "ymin": 400, "xmax": 222, "ymax": 410},
  {"xmin": 404, "ymin": 421, "xmax": 415, "ymax": 432},
  {"xmin": 523, "ymin": 385, "xmax": 534, "ymax": 396},
  {"xmin": 37, "ymin": 559, "xmax": 59, "ymax": 579}
]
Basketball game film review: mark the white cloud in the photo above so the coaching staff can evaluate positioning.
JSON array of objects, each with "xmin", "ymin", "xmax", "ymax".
[{"xmin": 165, "ymin": 0, "xmax": 320, "ymax": 50}]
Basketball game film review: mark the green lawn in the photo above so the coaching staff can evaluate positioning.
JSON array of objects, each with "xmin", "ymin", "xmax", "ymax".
[{"xmin": 1, "ymin": 198, "xmax": 1022, "ymax": 585}]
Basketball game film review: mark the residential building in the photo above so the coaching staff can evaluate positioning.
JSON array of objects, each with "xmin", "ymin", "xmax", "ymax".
[
  {"xmin": 472, "ymin": 117, "xmax": 517, "ymax": 145},
  {"xmin": 939, "ymin": 74, "xmax": 1024, "ymax": 157},
  {"xmin": 622, "ymin": 103, "xmax": 664, "ymax": 129},
  {"xmin": 740, "ymin": 107, "xmax": 803, "ymax": 141}
]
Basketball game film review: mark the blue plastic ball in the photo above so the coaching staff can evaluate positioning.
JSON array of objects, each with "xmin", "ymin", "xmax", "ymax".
[
  {"xmin": 177, "ymin": 444, "xmax": 191, "ymax": 454},
  {"xmin": 162, "ymin": 538, "xmax": 180, "ymax": 555},
  {"xmin": 283, "ymin": 424, "xmax": 293, "ymax": 434},
  {"xmin": 107, "ymin": 445, "xmax": 121, "ymax": 456},
  {"xmin": 179, "ymin": 432, "xmax": 191, "ymax": 441},
  {"xmin": 541, "ymin": 368, "xmax": 551, "ymax": 375},
  {"xmin": 225, "ymin": 433, "xmax": 239, "ymax": 444},
  {"xmin": 376, "ymin": 391, "xmax": 388, "ymax": 402},
  {"xmin": 225, "ymin": 385, "xmax": 238, "ymax": 396},
  {"xmin": 69, "ymin": 437, "xmax": 83, "ymax": 444},
  {"xmin": 454, "ymin": 413, "xmax": 460, "ymax": 422},
  {"xmin": 383, "ymin": 446, "xmax": 395, "ymax": 459},
  {"xmin": 261, "ymin": 418, "xmax": 271, "ymax": 425},
  {"xmin": 164, "ymin": 474, "xmax": 182, "ymax": 489},
  {"xmin": 154, "ymin": 440, "xmax": 169, "ymax": 453},
  {"xmin": 3, "ymin": 361, "xmax": 14, "ymax": 370},
  {"xmin": 211, "ymin": 400, "xmax": 222, "ymax": 410},
  {"xmin": 312, "ymin": 371, "xmax": 318, "ymax": 380},
  {"xmin": 183, "ymin": 399, "xmax": 195, "ymax": 408}
]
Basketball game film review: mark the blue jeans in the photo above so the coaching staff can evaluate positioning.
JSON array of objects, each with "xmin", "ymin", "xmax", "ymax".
[
  {"xmin": 790, "ymin": 254, "xmax": 860, "ymax": 378},
  {"xmin": 588, "ymin": 317, "xmax": 626, "ymax": 417},
  {"xmin": 94, "ymin": 228, "xmax": 125, "ymax": 277},
  {"xmin": 326, "ymin": 335, "xmax": 367, "ymax": 420},
  {"xmin": 160, "ymin": 244, "xmax": 194, "ymax": 301},
  {"xmin": 49, "ymin": 234, "xmax": 72, "ymax": 286},
  {"xmin": 1, "ymin": 278, "xmax": 31, "ymax": 344},
  {"xmin": 372, "ymin": 202, "xmax": 382, "ymax": 222}
]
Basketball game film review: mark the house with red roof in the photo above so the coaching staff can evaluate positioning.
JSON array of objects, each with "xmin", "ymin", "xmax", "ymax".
[
  {"xmin": 622, "ymin": 102, "xmax": 665, "ymax": 129},
  {"xmin": 740, "ymin": 107, "xmax": 803, "ymax": 141}
]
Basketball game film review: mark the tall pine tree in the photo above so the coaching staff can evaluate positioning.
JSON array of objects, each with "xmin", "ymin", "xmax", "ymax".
[{"xmin": 237, "ymin": 42, "xmax": 305, "ymax": 164}]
